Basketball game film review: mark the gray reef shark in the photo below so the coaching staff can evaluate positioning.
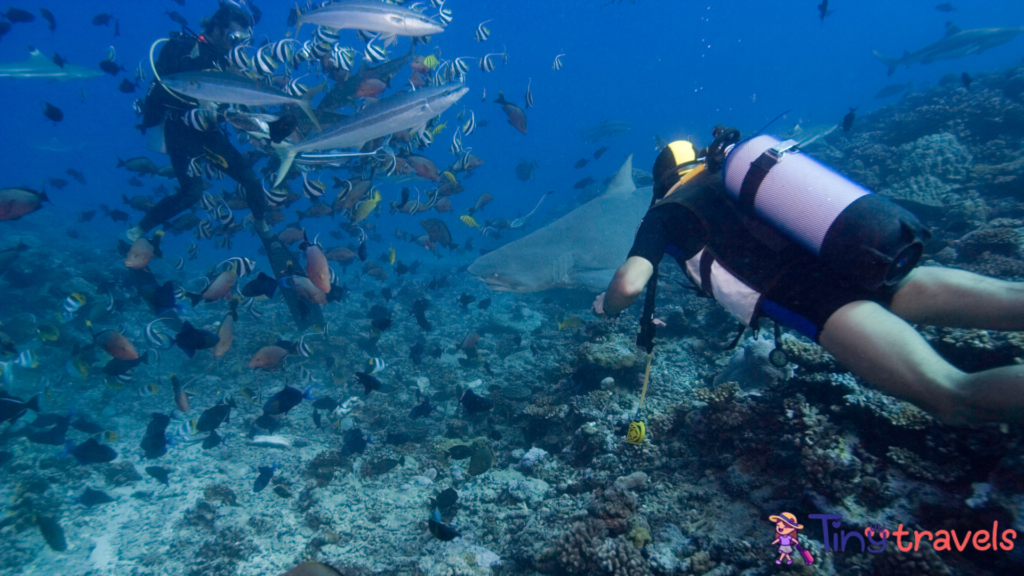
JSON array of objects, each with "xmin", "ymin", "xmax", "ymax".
[
  {"xmin": 469, "ymin": 155, "xmax": 650, "ymax": 293},
  {"xmin": 873, "ymin": 21, "xmax": 1024, "ymax": 76},
  {"xmin": 0, "ymin": 46, "xmax": 103, "ymax": 81}
]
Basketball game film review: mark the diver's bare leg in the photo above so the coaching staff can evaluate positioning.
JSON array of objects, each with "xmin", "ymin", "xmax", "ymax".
[
  {"xmin": 819, "ymin": 301, "xmax": 1024, "ymax": 425},
  {"xmin": 889, "ymin": 267, "xmax": 1024, "ymax": 330}
]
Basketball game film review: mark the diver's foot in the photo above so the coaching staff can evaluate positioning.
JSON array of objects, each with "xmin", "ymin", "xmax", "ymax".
[
  {"xmin": 254, "ymin": 220, "xmax": 272, "ymax": 238},
  {"xmin": 126, "ymin": 226, "xmax": 144, "ymax": 242}
]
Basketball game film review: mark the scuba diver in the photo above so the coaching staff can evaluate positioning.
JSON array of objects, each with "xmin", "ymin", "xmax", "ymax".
[
  {"xmin": 127, "ymin": 1, "xmax": 271, "ymax": 242},
  {"xmin": 593, "ymin": 126, "xmax": 1024, "ymax": 426}
]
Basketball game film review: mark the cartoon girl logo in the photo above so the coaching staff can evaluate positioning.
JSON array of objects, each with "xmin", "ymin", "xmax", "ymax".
[{"xmin": 769, "ymin": 512, "xmax": 814, "ymax": 566}]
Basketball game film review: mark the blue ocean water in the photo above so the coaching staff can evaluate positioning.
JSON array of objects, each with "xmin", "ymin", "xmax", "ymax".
[
  {"xmin": 4, "ymin": 0, "xmax": 1022, "ymax": 236},
  {"xmin": 2, "ymin": 1, "xmax": 1024, "ymax": 575}
]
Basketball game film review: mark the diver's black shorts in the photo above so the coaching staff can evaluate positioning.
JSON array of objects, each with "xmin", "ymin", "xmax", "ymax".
[{"xmin": 758, "ymin": 260, "xmax": 898, "ymax": 343}]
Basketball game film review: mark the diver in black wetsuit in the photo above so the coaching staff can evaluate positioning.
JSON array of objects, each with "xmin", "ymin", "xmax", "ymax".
[
  {"xmin": 128, "ymin": 3, "xmax": 270, "ymax": 241},
  {"xmin": 595, "ymin": 128, "xmax": 1024, "ymax": 426}
]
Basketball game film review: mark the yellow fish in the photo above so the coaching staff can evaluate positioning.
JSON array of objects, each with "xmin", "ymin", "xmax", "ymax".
[
  {"xmin": 422, "ymin": 54, "xmax": 439, "ymax": 69},
  {"xmin": 430, "ymin": 122, "xmax": 447, "ymax": 136},
  {"xmin": 103, "ymin": 431, "xmax": 119, "ymax": 443},
  {"xmin": 441, "ymin": 171, "xmax": 457, "ymax": 183},
  {"xmin": 558, "ymin": 316, "xmax": 583, "ymax": 331},
  {"xmin": 352, "ymin": 188, "xmax": 382, "ymax": 223},
  {"xmin": 388, "ymin": 245, "xmax": 396, "ymax": 265},
  {"xmin": 203, "ymin": 146, "xmax": 229, "ymax": 169},
  {"xmin": 460, "ymin": 215, "xmax": 479, "ymax": 228},
  {"xmin": 240, "ymin": 386, "xmax": 258, "ymax": 403}
]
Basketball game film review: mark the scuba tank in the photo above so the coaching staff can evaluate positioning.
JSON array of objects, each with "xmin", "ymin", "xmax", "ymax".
[{"xmin": 720, "ymin": 134, "xmax": 930, "ymax": 291}]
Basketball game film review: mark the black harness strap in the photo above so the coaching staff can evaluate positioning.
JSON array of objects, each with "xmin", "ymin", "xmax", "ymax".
[
  {"xmin": 699, "ymin": 249, "xmax": 715, "ymax": 297},
  {"xmin": 737, "ymin": 151, "xmax": 780, "ymax": 214}
]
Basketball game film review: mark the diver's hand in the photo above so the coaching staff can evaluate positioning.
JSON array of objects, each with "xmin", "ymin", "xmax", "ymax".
[
  {"xmin": 653, "ymin": 318, "xmax": 666, "ymax": 327},
  {"xmin": 592, "ymin": 293, "xmax": 608, "ymax": 318}
]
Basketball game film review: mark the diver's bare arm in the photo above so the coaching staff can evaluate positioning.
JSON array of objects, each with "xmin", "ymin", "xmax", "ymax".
[{"xmin": 601, "ymin": 256, "xmax": 654, "ymax": 317}]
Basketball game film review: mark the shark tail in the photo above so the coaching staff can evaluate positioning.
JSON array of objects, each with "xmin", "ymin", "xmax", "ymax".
[
  {"xmin": 872, "ymin": 50, "xmax": 899, "ymax": 77},
  {"xmin": 298, "ymin": 82, "xmax": 326, "ymax": 132},
  {"xmin": 271, "ymin": 141, "xmax": 298, "ymax": 188}
]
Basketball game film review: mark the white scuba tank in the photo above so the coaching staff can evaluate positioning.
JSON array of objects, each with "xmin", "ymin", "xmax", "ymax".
[{"xmin": 721, "ymin": 134, "xmax": 929, "ymax": 290}]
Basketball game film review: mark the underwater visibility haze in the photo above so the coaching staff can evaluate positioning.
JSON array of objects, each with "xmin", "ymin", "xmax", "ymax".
[{"xmin": 3, "ymin": 0, "xmax": 1024, "ymax": 574}]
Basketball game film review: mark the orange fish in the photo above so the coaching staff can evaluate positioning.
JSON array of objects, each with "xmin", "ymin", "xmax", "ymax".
[
  {"xmin": 124, "ymin": 230, "xmax": 164, "ymax": 269},
  {"xmin": 301, "ymin": 230, "xmax": 331, "ymax": 293},
  {"xmin": 94, "ymin": 329, "xmax": 139, "ymax": 360},
  {"xmin": 282, "ymin": 276, "xmax": 327, "ymax": 305},
  {"xmin": 187, "ymin": 269, "xmax": 237, "ymax": 306},
  {"xmin": 249, "ymin": 345, "xmax": 289, "ymax": 370},
  {"xmin": 213, "ymin": 314, "xmax": 234, "ymax": 358}
]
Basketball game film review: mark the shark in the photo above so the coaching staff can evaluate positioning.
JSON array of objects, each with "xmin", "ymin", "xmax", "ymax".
[
  {"xmin": 0, "ymin": 46, "xmax": 103, "ymax": 81},
  {"xmin": 873, "ymin": 21, "xmax": 1024, "ymax": 76},
  {"xmin": 469, "ymin": 155, "xmax": 650, "ymax": 293}
]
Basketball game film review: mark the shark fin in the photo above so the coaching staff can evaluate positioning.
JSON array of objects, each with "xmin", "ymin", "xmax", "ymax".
[
  {"xmin": 945, "ymin": 21, "xmax": 962, "ymax": 37},
  {"xmin": 603, "ymin": 154, "xmax": 635, "ymax": 197},
  {"xmin": 27, "ymin": 46, "xmax": 57, "ymax": 68}
]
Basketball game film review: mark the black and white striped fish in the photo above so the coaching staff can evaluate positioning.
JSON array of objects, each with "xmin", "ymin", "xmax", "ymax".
[
  {"xmin": 525, "ymin": 78, "xmax": 533, "ymax": 109},
  {"xmin": 298, "ymin": 333, "xmax": 314, "ymax": 357},
  {"xmin": 145, "ymin": 318, "xmax": 173, "ymax": 349},
  {"xmin": 311, "ymin": 40, "xmax": 331, "ymax": 59},
  {"xmin": 552, "ymin": 53, "xmax": 564, "ymax": 71},
  {"xmin": 242, "ymin": 297, "xmax": 263, "ymax": 319},
  {"xmin": 271, "ymin": 39, "xmax": 296, "ymax": 65},
  {"xmin": 462, "ymin": 110, "xmax": 475, "ymax": 135},
  {"xmin": 186, "ymin": 156, "xmax": 204, "ymax": 178},
  {"xmin": 331, "ymin": 44, "xmax": 356, "ymax": 71},
  {"xmin": 199, "ymin": 193, "xmax": 220, "ymax": 212},
  {"xmin": 316, "ymin": 26, "xmax": 340, "ymax": 44},
  {"xmin": 187, "ymin": 243, "xmax": 199, "ymax": 260},
  {"xmin": 285, "ymin": 77, "xmax": 309, "ymax": 97},
  {"xmin": 363, "ymin": 39, "xmax": 387, "ymax": 63},
  {"xmin": 475, "ymin": 20, "xmax": 491, "ymax": 42},
  {"xmin": 183, "ymin": 108, "xmax": 214, "ymax": 131},
  {"xmin": 291, "ymin": 41, "xmax": 314, "ymax": 67},
  {"xmin": 204, "ymin": 163, "xmax": 224, "ymax": 181},
  {"xmin": 264, "ymin": 185, "xmax": 289, "ymax": 206},
  {"xmin": 194, "ymin": 219, "xmax": 213, "ymax": 240},
  {"xmin": 302, "ymin": 174, "xmax": 326, "ymax": 199},
  {"xmin": 220, "ymin": 256, "xmax": 255, "ymax": 276},
  {"xmin": 214, "ymin": 204, "xmax": 234, "ymax": 227},
  {"xmin": 254, "ymin": 44, "xmax": 278, "ymax": 75},
  {"xmin": 452, "ymin": 57, "xmax": 472, "ymax": 76},
  {"xmin": 333, "ymin": 176, "xmax": 352, "ymax": 194},
  {"xmin": 174, "ymin": 257, "xmax": 184, "ymax": 270},
  {"xmin": 478, "ymin": 51, "xmax": 503, "ymax": 72},
  {"xmin": 437, "ymin": 0, "xmax": 452, "ymax": 25},
  {"xmin": 415, "ymin": 123, "xmax": 433, "ymax": 147},
  {"xmin": 450, "ymin": 127, "xmax": 464, "ymax": 156},
  {"xmin": 227, "ymin": 44, "xmax": 252, "ymax": 71},
  {"xmin": 135, "ymin": 61, "xmax": 147, "ymax": 84}
]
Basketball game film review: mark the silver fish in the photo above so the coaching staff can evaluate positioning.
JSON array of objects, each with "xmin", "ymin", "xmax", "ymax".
[
  {"xmin": 272, "ymin": 84, "xmax": 468, "ymax": 186},
  {"xmin": 160, "ymin": 70, "xmax": 324, "ymax": 130}
]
